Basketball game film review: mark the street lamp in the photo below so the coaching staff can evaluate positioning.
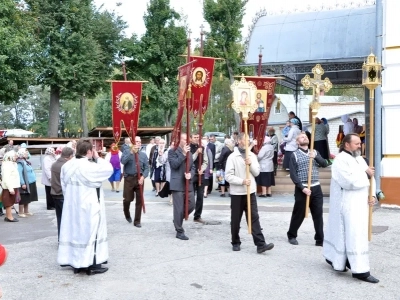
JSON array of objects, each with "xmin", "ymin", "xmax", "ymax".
[{"xmin": 362, "ymin": 51, "xmax": 382, "ymax": 241}]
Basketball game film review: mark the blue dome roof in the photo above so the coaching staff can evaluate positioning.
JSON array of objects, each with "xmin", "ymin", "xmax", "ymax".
[{"xmin": 245, "ymin": 6, "xmax": 376, "ymax": 65}]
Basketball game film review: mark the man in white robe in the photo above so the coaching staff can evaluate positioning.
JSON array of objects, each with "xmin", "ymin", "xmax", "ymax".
[
  {"xmin": 323, "ymin": 133, "xmax": 379, "ymax": 283},
  {"xmin": 58, "ymin": 139, "xmax": 113, "ymax": 275}
]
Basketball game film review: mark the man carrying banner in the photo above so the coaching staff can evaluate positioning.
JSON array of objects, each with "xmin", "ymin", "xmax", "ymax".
[
  {"xmin": 189, "ymin": 133, "xmax": 208, "ymax": 223},
  {"xmin": 225, "ymin": 133, "xmax": 274, "ymax": 253},
  {"xmin": 121, "ymin": 136, "xmax": 149, "ymax": 227},
  {"xmin": 287, "ymin": 133, "xmax": 328, "ymax": 246},
  {"xmin": 168, "ymin": 133, "xmax": 195, "ymax": 240}
]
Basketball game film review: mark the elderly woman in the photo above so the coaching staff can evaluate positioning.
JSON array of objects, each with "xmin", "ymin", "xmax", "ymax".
[
  {"xmin": 1, "ymin": 151, "xmax": 20, "ymax": 222},
  {"xmin": 218, "ymin": 139, "xmax": 234, "ymax": 197},
  {"xmin": 267, "ymin": 127, "xmax": 279, "ymax": 175},
  {"xmin": 151, "ymin": 138, "xmax": 167, "ymax": 196},
  {"xmin": 41, "ymin": 147, "xmax": 56, "ymax": 210},
  {"xmin": 16, "ymin": 148, "xmax": 38, "ymax": 217},
  {"xmin": 282, "ymin": 118, "xmax": 301, "ymax": 171},
  {"xmin": 256, "ymin": 136, "xmax": 275, "ymax": 197}
]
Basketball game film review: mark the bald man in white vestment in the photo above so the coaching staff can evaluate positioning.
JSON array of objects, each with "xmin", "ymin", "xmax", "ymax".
[{"xmin": 323, "ymin": 134, "xmax": 379, "ymax": 284}]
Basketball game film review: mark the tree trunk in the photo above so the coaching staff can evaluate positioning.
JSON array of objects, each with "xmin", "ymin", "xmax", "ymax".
[
  {"xmin": 48, "ymin": 85, "xmax": 60, "ymax": 137},
  {"xmin": 81, "ymin": 94, "xmax": 88, "ymax": 137}
]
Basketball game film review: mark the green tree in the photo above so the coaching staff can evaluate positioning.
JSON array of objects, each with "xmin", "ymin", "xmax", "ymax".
[
  {"xmin": 203, "ymin": 0, "xmax": 251, "ymax": 129},
  {"xmin": 122, "ymin": 0, "xmax": 187, "ymax": 127},
  {"xmin": 0, "ymin": 0, "xmax": 36, "ymax": 104},
  {"xmin": 26, "ymin": 0, "xmax": 126, "ymax": 137}
]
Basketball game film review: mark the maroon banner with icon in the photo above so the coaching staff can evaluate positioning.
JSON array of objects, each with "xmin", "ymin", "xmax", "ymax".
[
  {"xmin": 240, "ymin": 77, "xmax": 276, "ymax": 154},
  {"xmin": 189, "ymin": 56, "xmax": 216, "ymax": 119},
  {"xmin": 111, "ymin": 81, "xmax": 143, "ymax": 143},
  {"xmin": 171, "ymin": 61, "xmax": 195, "ymax": 146}
]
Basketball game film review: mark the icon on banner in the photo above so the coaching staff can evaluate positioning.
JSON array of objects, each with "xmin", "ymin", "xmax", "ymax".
[{"xmin": 116, "ymin": 92, "xmax": 137, "ymax": 114}]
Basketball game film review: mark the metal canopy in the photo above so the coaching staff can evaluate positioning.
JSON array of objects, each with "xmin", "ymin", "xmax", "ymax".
[{"xmin": 244, "ymin": 5, "xmax": 376, "ymax": 91}]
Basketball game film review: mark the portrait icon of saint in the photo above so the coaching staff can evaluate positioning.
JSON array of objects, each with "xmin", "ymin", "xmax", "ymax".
[
  {"xmin": 192, "ymin": 68, "xmax": 206, "ymax": 87},
  {"xmin": 119, "ymin": 93, "xmax": 134, "ymax": 113},
  {"xmin": 239, "ymin": 91, "xmax": 250, "ymax": 106},
  {"xmin": 255, "ymin": 92, "xmax": 265, "ymax": 112}
]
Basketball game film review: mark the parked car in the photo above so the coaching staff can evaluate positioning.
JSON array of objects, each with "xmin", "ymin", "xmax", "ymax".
[{"xmin": 203, "ymin": 132, "xmax": 226, "ymax": 143}]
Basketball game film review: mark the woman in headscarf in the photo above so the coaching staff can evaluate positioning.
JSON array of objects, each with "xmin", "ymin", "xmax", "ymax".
[
  {"xmin": 282, "ymin": 118, "xmax": 301, "ymax": 171},
  {"xmin": 1, "ymin": 151, "xmax": 20, "ymax": 222},
  {"xmin": 105, "ymin": 143, "xmax": 123, "ymax": 192},
  {"xmin": 256, "ymin": 136, "xmax": 275, "ymax": 197},
  {"xmin": 41, "ymin": 147, "xmax": 56, "ymax": 210},
  {"xmin": 267, "ymin": 127, "xmax": 279, "ymax": 175},
  {"xmin": 16, "ymin": 148, "xmax": 38, "ymax": 217},
  {"xmin": 218, "ymin": 139, "xmax": 234, "ymax": 197}
]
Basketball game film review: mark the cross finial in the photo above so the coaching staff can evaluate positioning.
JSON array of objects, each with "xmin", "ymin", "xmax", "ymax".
[
  {"xmin": 258, "ymin": 45, "xmax": 264, "ymax": 54},
  {"xmin": 200, "ymin": 24, "xmax": 205, "ymax": 33}
]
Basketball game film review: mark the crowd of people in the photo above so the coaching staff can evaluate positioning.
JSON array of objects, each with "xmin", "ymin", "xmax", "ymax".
[{"xmin": 0, "ymin": 116, "xmax": 378, "ymax": 283}]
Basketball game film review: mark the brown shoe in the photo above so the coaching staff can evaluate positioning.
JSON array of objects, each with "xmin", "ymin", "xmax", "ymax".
[{"xmin": 194, "ymin": 218, "xmax": 205, "ymax": 224}]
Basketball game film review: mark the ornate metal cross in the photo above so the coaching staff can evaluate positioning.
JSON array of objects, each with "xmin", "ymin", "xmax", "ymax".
[{"xmin": 301, "ymin": 64, "xmax": 332, "ymax": 101}]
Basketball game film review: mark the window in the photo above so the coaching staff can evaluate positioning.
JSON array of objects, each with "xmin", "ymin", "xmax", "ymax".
[{"xmin": 274, "ymin": 106, "xmax": 281, "ymax": 114}]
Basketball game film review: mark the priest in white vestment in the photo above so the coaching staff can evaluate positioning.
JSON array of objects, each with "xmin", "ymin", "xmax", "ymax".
[
  {"xmin": 323, "ymin": 134, "xmax": 379, "ymax": 283},
  {"xmin": 58, "ymin": 139, "xmax": 113, "ymax": 275}
]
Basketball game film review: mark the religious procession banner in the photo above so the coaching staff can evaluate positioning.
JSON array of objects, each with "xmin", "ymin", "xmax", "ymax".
[
  {"xmin": 110, "ymin": 81, "xmax": 143, "ymax": 143},
  {"xmin": 171, "ymin": 61, "xmax": 195, "ymax": 146},
  {"xmin": 189, "ymin": 56, "xmax": 216, "ymax": 119},
  {"xmin": 239, "ymin": 77, "xmax": 276, "ymax": 153}
]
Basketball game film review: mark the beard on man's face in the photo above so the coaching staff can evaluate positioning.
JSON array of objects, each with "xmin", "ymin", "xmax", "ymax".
[{"xmin": 351, "ymin": 149, "xmax": 362, "ymax": 157}]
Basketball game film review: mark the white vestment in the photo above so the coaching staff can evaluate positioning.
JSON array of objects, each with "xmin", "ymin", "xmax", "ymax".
[
  {"xmin": 57, "ymin": 157, "xmax": 113, "ymax": 268},
  {"xmin": 323, "ymin": 151, "xmax": 375, "ymax": 274}
]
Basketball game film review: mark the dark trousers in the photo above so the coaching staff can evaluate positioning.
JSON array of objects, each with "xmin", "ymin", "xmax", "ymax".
[
  {"xmin": 123, "ymin": 175, "xmax": 142, "ymax": 225},
  {"xmin": 45, "ymin": 185, "xmax": 55, "ymax": 209},
  {"xmin": 172, "ymin": 190, "xmax": 195, "ymax": 233},
  {"xmin": 230, "ymin": 193, "xmax": 266, "ymax": 247},
  {"xmin": 207, "ymin": 174, "xmax": 213, "ymax": 194},
  {"xmin": 53, "ymin": 195, "xmax": 64, "ymax": 240},
  {"xmin": 193, "ymin": 178, "xmax": 205, "ymax": 220},
  {"xmin": 287, "ymin": 185, "xmax": 324, "ymax": 242}
]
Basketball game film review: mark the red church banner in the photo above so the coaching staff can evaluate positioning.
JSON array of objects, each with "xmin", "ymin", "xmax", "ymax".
[
  {"xmin": 111, "ymin": 81, "xmax": 143, "ymax": 143},
  {"xmin": 189, "ymin": 56, "xmax": 216, "ymax": 119},
  {"xmin": 171, "ymin": 61, "xmax": 195, "ymax": 146},
  {"xmin": 240, "ymin": 77, "xmax": 276, "ymax": 154}
]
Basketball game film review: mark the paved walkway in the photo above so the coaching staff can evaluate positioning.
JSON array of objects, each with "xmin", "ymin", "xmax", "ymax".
[{"xmin": 0, "ymin": 171, "xmax": 398, "ymax": 300}]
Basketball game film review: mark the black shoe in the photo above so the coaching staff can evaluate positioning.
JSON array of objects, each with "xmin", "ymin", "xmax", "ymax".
[
  {"xmin": 356, "ymin": 275, "xmax": 379, "ymax": 283},
  {"xmin": 4, "ymin": 217, "xmax": 19, "ymax": 222},
  {"xmin": 47, "ymin": 207, "xmax": 56, "ymax": 210},
  {"xmin": 257, "ymin": 243, "xmax": 274, "ymax": 253},
  {"xmin": 266, "ymin": 194, "xmax": 272, "ymax": 197},
  {"xmin": 288, "ymin": 238, "xmax": 299, "ymax": 245},
  {"xmin": 232, "ymin": 244, "xmax": 240, "ymax": 251},
  {"xmin": 0, "ymin": 212, "xmax": 4, "ymax": 217},
  {"xmin": 86, "ymin": 267, "xmax": 109, "ymax": 275},
  {"xmin": 73, "ymin": 268, "xmax": 82, "ymax": 274},
  {"xmin": 220, "ymin": 194, "xmax": 226, "ymax": 197},
  {"xmin": 176, "ymin": 233, "xmax": 189, "ymax": 240},
  {"xmin": 315, "ymin": 241, "xmax": 323, "ymax": 247},
  {"xmin": 126, "ymin": 217, "xmax": 132, "ymax": 223},
  {"xmin": 134, "ymin": 223, "xmax": 142, "ymax": 228},
  {"xmin": 258, "ymin": 194, "xmax": 267, "ymax": 198}
]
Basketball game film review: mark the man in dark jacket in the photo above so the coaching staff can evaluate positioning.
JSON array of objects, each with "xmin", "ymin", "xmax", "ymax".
[
  {"xmin": 168, "ymin": 133, "xmax": 195, "ymax": 240},
  {"xmin": 51, "ymin": 147, "xmax": 74, "ymax": 240}
]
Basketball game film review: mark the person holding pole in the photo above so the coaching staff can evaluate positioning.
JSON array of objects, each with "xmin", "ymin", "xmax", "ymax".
[
  {"xmin": 287, "ymin": 133, "xmax": 328, "ymax": 246},
  {"xmin": 323, "ymin": 133, "xmax": 378, "ymax": 283},
  {"xmin": 169, "ymin": 133, "xmax": 195, "ymax": 240},
  {"xmin": 121, "ymin": 136, "xmax": 149, "ymax": 227},
  {"xmin": 225, "ymin": 133, "xmax": 274, "ymax": 253}
]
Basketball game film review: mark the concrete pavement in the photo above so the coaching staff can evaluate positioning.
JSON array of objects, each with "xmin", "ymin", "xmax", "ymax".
[{"xmin": 0, "ymin": 171, "xmax": 399, "ymax": 300}]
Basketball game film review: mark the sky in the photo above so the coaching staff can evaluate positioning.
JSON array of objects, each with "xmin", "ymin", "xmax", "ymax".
[{"xmin": 93, "ymin": 0, "xmax": 370, "ymax": 46}]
